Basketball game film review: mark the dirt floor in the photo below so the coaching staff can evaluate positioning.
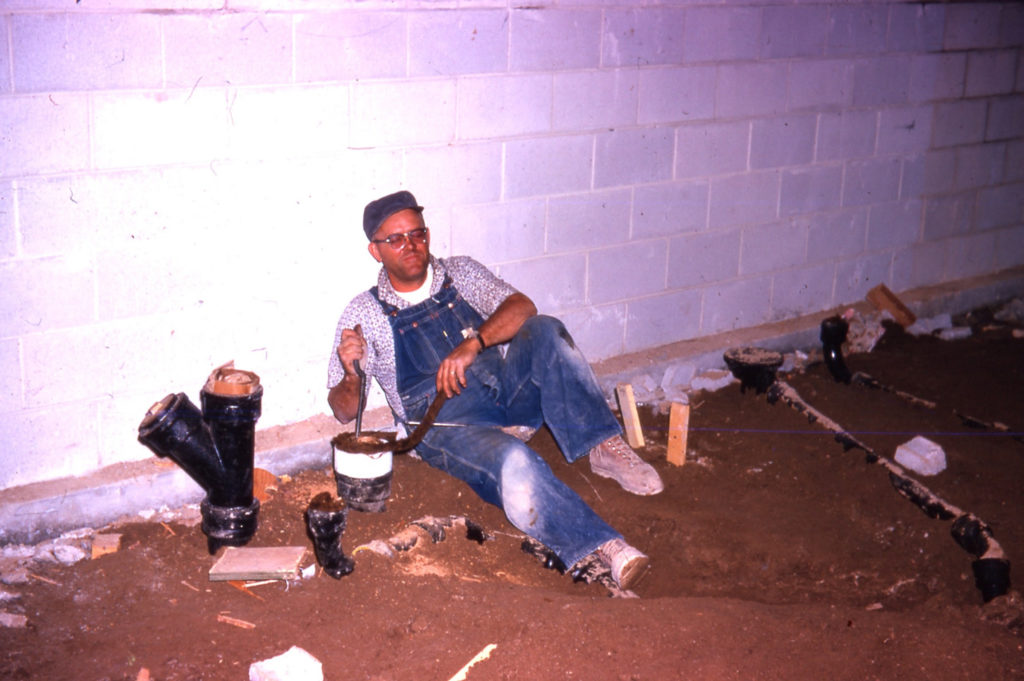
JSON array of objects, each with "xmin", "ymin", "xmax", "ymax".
[{"xmin": 2, "ymin": 307, "xmax": 1024, "ymax": 681}]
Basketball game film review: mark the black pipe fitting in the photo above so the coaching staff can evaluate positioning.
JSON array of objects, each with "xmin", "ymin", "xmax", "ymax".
[
  {"xmin": 820, "ymin": 316, "xmax": 852, "ymax": 384},
  {"xmin": 138, "ymin": 383, "xmax": 263, "ymax": 554},
  {"xmin": 305, "ymin": 492, "xmax": 355, "ymax": 579}
]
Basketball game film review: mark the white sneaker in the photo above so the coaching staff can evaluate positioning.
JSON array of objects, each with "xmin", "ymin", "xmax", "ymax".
[
  {"xmin": 597, "ymin": 538, "xmax": 650, "ymax": 590},
  {"xmin": 589, "ymin": 435, "xmax": 664, "ymax": 495}
]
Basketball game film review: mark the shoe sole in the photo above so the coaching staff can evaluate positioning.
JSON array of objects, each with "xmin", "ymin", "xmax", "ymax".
[
  {"xmin": 590, "ymin": 464, "xmax": 664, "ymax": 496},
  {"xmin": 617, "ymin": 555, "xmax": 651, "ymax": 591}
]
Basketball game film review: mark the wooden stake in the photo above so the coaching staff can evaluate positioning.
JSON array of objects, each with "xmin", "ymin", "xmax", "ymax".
[
  {"xmin": 615, "ymin": 383, "xmax": 644, "ymax": 448},
  {"xmin": 667, "ymin": 402, "xmax": 690, "ymax": 466}
]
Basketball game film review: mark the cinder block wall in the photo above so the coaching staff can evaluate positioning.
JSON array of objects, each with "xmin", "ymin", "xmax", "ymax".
[{"xmin": 1, "ymin": 0, "xmax": 1022, "ymax": 490}]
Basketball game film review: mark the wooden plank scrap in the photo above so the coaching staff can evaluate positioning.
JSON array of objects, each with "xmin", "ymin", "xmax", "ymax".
[
  {"xmin": 217, "ymin": 613, "xmax": 256, "ymax": 630},
  {"xmin": 615, "ymin": 383, "xmax": 645, "ymax": 448},
  {"xmin": 666, "ymin": 402, "xmax": 690, "ymax": 467},
  {"xmin": 209, "ymin": 546, "xmax": 308, "ymax": 582},
  {"xmin": 91, "ymin": 533, "xmax": 122, "ymax": 559},
  {"xmin": 866, "ymin": 284, "xmax": 915, "ymax": 327}
]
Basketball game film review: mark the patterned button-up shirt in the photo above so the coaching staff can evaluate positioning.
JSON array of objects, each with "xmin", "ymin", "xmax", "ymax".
[{"xmin": 327, "ymin": 255, "xmax": 518, "ymax": 421}]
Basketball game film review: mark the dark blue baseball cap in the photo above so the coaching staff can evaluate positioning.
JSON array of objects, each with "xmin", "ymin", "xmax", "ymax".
[{"xmin": 363, "ymin": 190, "xmax": 423, "ymax": 241}]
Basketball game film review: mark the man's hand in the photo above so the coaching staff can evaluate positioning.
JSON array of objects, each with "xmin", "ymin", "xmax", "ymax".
[
  {"xmin": 328, "ymin": 325, "xmax": 366, "ymax": 423},
  {"xmin": 436, "ymin": 337, "xmax": 481, "ymax": 398}
]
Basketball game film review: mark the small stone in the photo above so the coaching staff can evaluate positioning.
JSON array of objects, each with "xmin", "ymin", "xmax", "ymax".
[
  {"xmin": 249, "ymin": 646, "xmax": 323, "ymax": 681},
  {"xmin": 0, "ymin": 611, "xmax": 28, "ymax": 628}
]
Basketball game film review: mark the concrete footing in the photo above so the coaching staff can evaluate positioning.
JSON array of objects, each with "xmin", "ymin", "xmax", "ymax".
[{"xmin": 2, "ymin": 267, "xmax": 1022, "ymax": 544}]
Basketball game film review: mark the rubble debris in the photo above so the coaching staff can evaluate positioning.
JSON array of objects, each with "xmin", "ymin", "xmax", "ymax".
[
  {"xmin": 842, "ymin": 309, "xmax": 887, "ymax": 354},
  {"xmin": 249, "ymin": 646, "xmax": 323, "ymax": 681},
  {"xmin": 994, "ymin": 298, "xmax": 1024, "ymax": 325},
  {"xmin": 0, "ymin": 588, "xmax": 20, "ymax": 603},
  {"xmin": 353, "ymin": 515, "xmax": 490, "ymax": 557},
  {"xmin": 895, "ymin": 437, "xmax": 947, "ymax": 476},
  {"xmin": 907, "ymin": 313, "xmax": 953, "ymax": 336},
  {"xmin": 938, "ymin": 326, "xmax": 973, "ymax": 341},
  {"xmin": 690, "ymin": 369, "xmax": 735, "ymax": 393}
]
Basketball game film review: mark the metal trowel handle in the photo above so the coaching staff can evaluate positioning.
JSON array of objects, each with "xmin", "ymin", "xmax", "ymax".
[{"xmin": 354, "ymin": 358, "xmax": 367, "ymax": 437}]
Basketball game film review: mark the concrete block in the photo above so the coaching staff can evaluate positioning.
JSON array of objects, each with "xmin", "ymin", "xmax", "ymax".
[
  {"xmin": 994, "ymin": 225, "xmax": 1024, "ymax": 270},
  {"xmin": 0, "ymin": 340, "xmax": 19, "ymax": 414},
  {"xmin": 909, "ymin": 53, "xmax": 966, "ymax": 103},
  {"xmin": 987, "ymin": 96, "xmax": 1024, "ymax": 142},
  {"xmin": 451, "ymin": 199, "xmax": 546, "ymax": 263},
  {"xmin": 0, "ymin": 184, "xmax": 13, "ymax": 259},
  {"xmin": 675, "ymin": 121, "xmax": 749, "ymax": 179},
  {"xmin": 817, "ymin": 111, "xmax": 877, "ymax": 162},
  {"xmin": 410, "ymin": 9, "xmax": 508, "ymax": 76},
  {"xmin": 716, "ymin": 63, "xmax": 788, "ymax": 118},
  {"xmin": 877, "ymin": 106, "xmax": 932, "ymax": 155},
  {"xmin": 227, "ymin": 86, "xmax": 350, "ymax": 161},
  {"xmin": 947, "ymin": 232, "xmax": 997, "ymax": 280},
  {"xmin": 624, "ymin": 289, "xmax": 702, "ymax": 352},
  {"xmin": 601, "ymin": 8, "xmax": 685, "ymax": 68},
  {"xmin": 976, "ymin": 184, "xmax": 1024, "ymax": 230},
  {"xmin": 0, "ymin": 406, "xmax": 100, "ymax": 489},
  {"xmin": 924, "ymin": 194, "xmax": 972, "ymax": 240},
  {"xmin": 351, "ymin": 79, "xmax": 456, "ymax": 147},
  {"xmin": 771, "ymin": 263, "xmax": 837, "ymax": 318},
  {"xmin": 891, "ymin": 241, "xmax": 948, "ymax": 292},
  {"xmin": 498, "ymin": 253, "xmax": 586, "ymax": 313},
  {"xmin": 921, "ymin": 148, "xmax": 958, "ymax": 195},
  {"xmin": 867, "ymin": 200, "xmax": 923, "ymax": 250},
  {"xmin": 0, "ymin": 94, "xmax": 90, "ymax": 176},
  {"xmin": 853, "ymin": 57, "xmax": 910, "ymax": 107},
  {"xmin": 1001, "ymin": 3, "xmax": 1024, "ymax": 47},
  {"xmin": 789, "ymin": 60, "xmax": 853, "ymax": 110},
  {"xmin": 683, "ymin": 7, "xmax": 760, "ymax": 63},
  {"xmin": 895, "ymin": 436, "xmax": 946, "ymax": 476},
  {"xmin": 761, "ymin": 6, "xmax": 828, "ymax": 59},
  {"xmin": 633, "ymin": 181, "xmax": 708, "ymax": 239},
  {"xmin": 11, "ymin": 13, "xmax": 162, "ymax": 92},
  {"xmin": 294, "ymin": 12, "xmax": 406, "ymax": 82},
  {"xmin": 594, "ymin": 128, "xmax": 674, "ymax": 189},
  {"xmin": 0, "ymin": 257, "xmax": 95, "ymax": 338},
  {"xmin": 834, "ymin": 252, "xmax": 894, "ymax": 305},
  {"xmin": 804, "ymin": 208, "xmax": 867, "ymax": 261},
  {"xmin": 750, "ymin": 115, "xmax": 816, "ymax": 170},
  {"xmin": 780, "ymin": 165, "xmax": 844, "ymax": 217},
  {"xmin": 637, "ymin": 66, "xmax": 716, "ymax": 125},
  {"xmin": 0, "ymin": 22, "xmax": 11, "ymax": 94},
  {"xmin": 406, "ymin": 142, "xmax": 502, "ymax": 208},
  {"xmin": 163, "ymin": 13, "xmax": 292, "ymax": 88},
  {"xmin": 505, "ymin": 135, "xmax": 593, "ymax": 199},
  {"xmin": 559, "ymin": 304, "xmax": 627, "ymax": 363},
  {"xmin": 553, "ymin": 70, "xmax": 638, "ymax": 132},
  {"xmin": 1009, "ymin": 141, "xmax": 1024, "ymax": 182},
  {"xmin": 740, "ymin": 221, "xmax": 808, "ymax": 276},
  {"xmin": 700, "ymin": 277, "xmax": 773, "ymax": 335},
  {"xmin": 965, "ymin": 50, "xmax": 1018, "ymax": 98},
  {"xmin": 944, "ymin": 4, "xmax": 1002, "ymax": 50},
  {"xmin": 547, "ymin": 189, "xmax": 632, "ymax": 253},
  {"xmin": 899, "ymin": 153, "xmax": 927, "ymax": 200},
  {"xmin": 888, "ymin": 3, "xmax": 946, "ymax": 53},
  {"xmin": 954, "ymin": 143, "xmax": 1006, "ymax": 191},
  {"xmin": 708, "ymin": 172, "xmax": 780, "ymax": 230},
  {"xmin": 510, "ymin": 9, "xmax": 600, "ymax": 71},
  {"xmin": 842, "ymin": 158, "xmax": 901, "ymax": 207},
  {"xmin": 457, "ymin": 74, "xmax": 551, "ymax": 140},
  {"xmin": 589, "ymin": 241, "xmax": 667, "ymax": 305},
  {"xmin": 827, "ymin": 5, "xmax": 889, "ymax": 56},
  {"xmin": 92, "ymin": 89, "xmax": 228, "ymax": 169},
  {"xmin": 668, "ymin": 230, "xmax": 741, "ymax": 289}
]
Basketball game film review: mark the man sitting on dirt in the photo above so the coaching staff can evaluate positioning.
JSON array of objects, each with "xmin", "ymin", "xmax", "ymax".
[{"xmin": 327, "ymin": 190, "xmax": 663, "ymax": 590}]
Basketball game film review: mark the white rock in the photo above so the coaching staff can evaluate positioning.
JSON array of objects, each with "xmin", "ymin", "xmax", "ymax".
[
  {"xmin": 0, "ymin": 612, "xmax": 28, "ymax": 628},
  {"xmin": 938, "ymin": 326, "xmax": 972, "ymax": 341},
  {"xmin": 249, "ymin": 646, "xmax": 323, "ymax": 681},
  {"xmin": 895, "ymin": 436, "xmax": 946, "ymax": 476},
  {"xmin": 690, "ymin": 370, "xmax": 736, "ymax": 393},
  {"xmin": 907, "ymin": 313, "xmax": 953, "ymax": 336}
]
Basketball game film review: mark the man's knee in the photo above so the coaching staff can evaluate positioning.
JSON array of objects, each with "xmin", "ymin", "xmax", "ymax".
[{"xmin": 499, "ymin": 445, "xmax": 547, "ymax": 530}]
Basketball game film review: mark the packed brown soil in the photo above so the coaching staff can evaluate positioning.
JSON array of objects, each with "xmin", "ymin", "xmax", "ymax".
[{"xmin": 3, "ymin": 311, "xmax": 1023, "ymax": 681}]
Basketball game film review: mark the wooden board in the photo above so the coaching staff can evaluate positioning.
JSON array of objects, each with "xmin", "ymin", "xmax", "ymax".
[
  {"xmin": 866, "ymin": 284, "xmax": 915, "ymax": 327},
  {"xmin": 666, "ymin": 402, "xmax": 689, "ymax": 467},
  {"xmin": 91, "ymin": 533, "xmax": 122, "ymax": 559},
  {"xmin": 208, "ymin": 546, "xmax": 308, "ymax": 582},
  {"xmin": 615, "ymin": 383, "xmax": 645, "ymax": 448}
]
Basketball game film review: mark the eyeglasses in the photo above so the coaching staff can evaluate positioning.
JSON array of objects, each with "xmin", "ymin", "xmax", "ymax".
[{"xmin": 372, "ymin": 227, "xmax": 429, "ymax": 251}]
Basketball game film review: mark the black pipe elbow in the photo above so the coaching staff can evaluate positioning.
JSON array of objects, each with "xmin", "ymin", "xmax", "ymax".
[{"xmin": 820, "ymin": 316, "xmax": 852, "ymax": 384}]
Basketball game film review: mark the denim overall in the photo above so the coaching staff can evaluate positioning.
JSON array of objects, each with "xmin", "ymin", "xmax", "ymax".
[{"xmin": 373, "ymin": 276, "xmax": 623, "ymax": 569}]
